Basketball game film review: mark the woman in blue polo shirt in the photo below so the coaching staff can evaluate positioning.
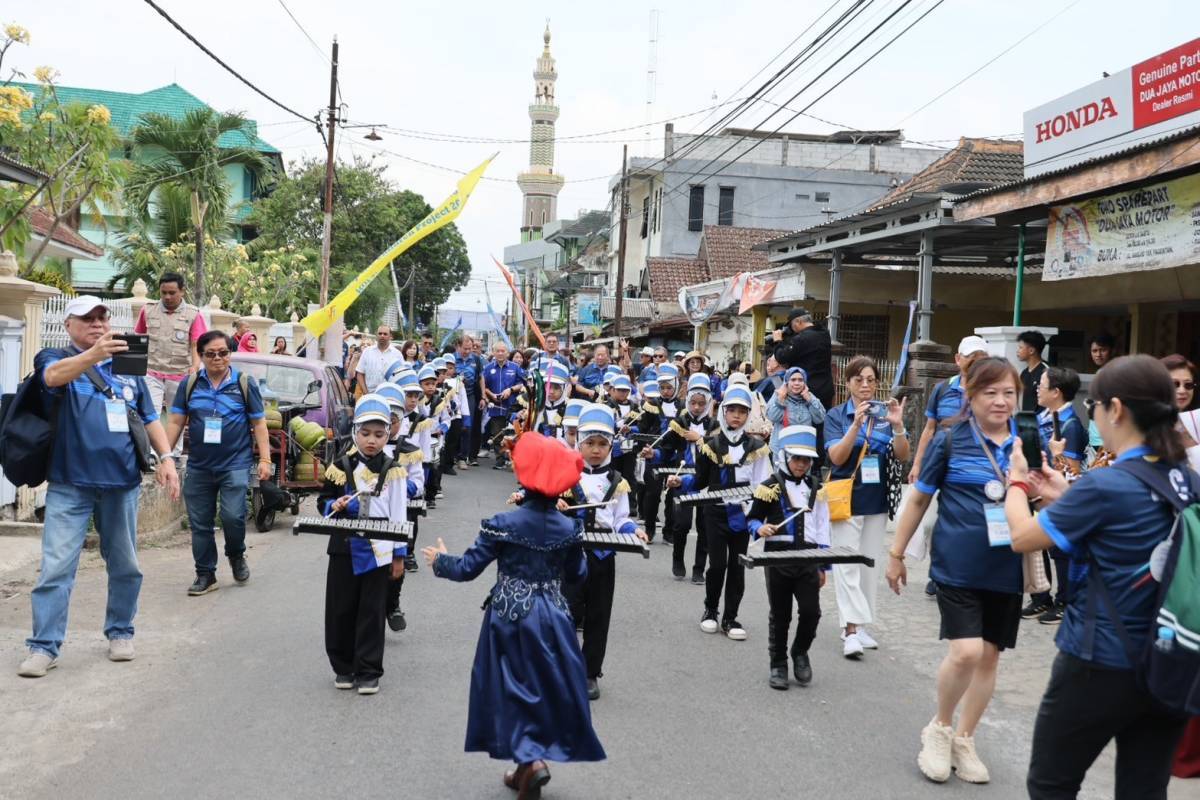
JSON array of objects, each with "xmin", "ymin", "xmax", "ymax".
[
  {"xmin": 824, "ymin": 355, "xmax": 908, "ymax": 659},
  {"xmin": 1006, "ymin": 355, "xmax": 1191, "ymax": 799},
  {"xmin": 886, "ymin": 357, "xmax": 1024, "ymax": 786}
]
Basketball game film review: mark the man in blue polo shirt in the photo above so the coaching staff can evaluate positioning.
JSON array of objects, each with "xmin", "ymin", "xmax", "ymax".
[
  {"xmin": 18, "ymin": 296, "xmax": 179, "ymax": 679},
  {"xmin": 574, "ymin": 343, "xmax": 612, "ymax": 400},
  {"xmin": 482, "ymin": 341, "xmax": 525, "ymax": 469},
  {"xmin": 166, "ymin": 330, "xmax": 271, "ymax": 597}
]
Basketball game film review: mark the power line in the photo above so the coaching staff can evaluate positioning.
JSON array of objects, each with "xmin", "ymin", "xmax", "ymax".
[
  {"xmin": 275, "ymin": 0, "xmax": 332, "ymax": 64},
  {"xmin": 140, "ymin": 0, "xmax": 318, "ymax": 126}
]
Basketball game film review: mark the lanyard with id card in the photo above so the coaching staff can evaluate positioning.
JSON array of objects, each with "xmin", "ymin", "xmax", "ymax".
[
  {"xmin": 860, "ymin": 455, "xmax": 881, "ymax": 484},
  {"xmin": 105, "ymin": 399, "xmax": 129, "ymax": 433},
  {"xmin": 203, "ymin": 416, "xmax": 223, "ymax": 444},
  {"xmin": 970, "ymin": 420, "xmax": 1012, "ymax": 547}
]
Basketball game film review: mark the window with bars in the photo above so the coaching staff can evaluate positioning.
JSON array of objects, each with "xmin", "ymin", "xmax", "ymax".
[
  {"xmin": 718, "ymin": 187, "xmax": 735, "ymax": 226},
  {"xmin": 688, "ymin": 185, "xmax": 705, "ymax": 232},
  {"xmin": 640, "ymin": 196, "xmax": 650, "ymax": 238},
  {"xmin": 839, "ymin": 314, "xmax": 890, "ymax": 363}
]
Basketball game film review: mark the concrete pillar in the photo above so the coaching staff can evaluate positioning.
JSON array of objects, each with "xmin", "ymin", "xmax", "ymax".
[
  {"xmin": 290, "ymin": 312, "xmax": 310, "ymax": 356},
  {"xmin": 126, "ymin": 277, "xmax": 151, "ymax": 321},
  {"xmin": 973, "ymin": 325, "xmax": 1058, "ymax": 372},
  {"xmin": 0, "ymin": 250, "xmax": 60, "ymax": 377},
  {"xmin": 205, "ymin": 295, "xmax": 238, "ymax": 336},
  {"xmin": 239, "ymin": 304, "xmax": 276, "ymax": 352},
  {"xmin": 827, "ymin": 249, "xmax": 844, "ymax": 347},
  {"xmin": 916, "ymin": 231, "xmax": 934, "ymax": 343}
]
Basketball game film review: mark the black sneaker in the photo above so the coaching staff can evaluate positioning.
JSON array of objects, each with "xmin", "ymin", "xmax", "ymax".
[
  {"xmin": 691, "ymin": 567, "xmax": 705, "ymax": 585},
  {"xmin": 1038, "ymin": 601, "xmax": 1066, "ymax": 625},
  {"xmin": 442, "ymin": 466, "xmax": 458, "ymax": 476},
  {"xmin": 924, "ymin": 579, "xmax": 937, "ymax": 599},
  {"xmin": 586, "ymin": 678, "xmax": 600, "ymax": 701},
  {"xmin": 404, "ymin": 554, "xmax": 418, "ymax": 573},
  {"xmin": 388, "ymin": 608, "xmax": 407, "ymax": 632},
  {"xmin": 721, "ymin": 619, "xmax": 747, "ymax": 641},
  {"xmin": 1022, "ymin": 598, "xmax": 1052, "ymax": 619},
  {"xmin": 467, "ymin": 459, "xmax": 480, "ymax": 467},
  {"xmin": 663, "ymin": 531, "xmax": 675, "ymax": 545},
  {"xmin": 334, "ymin": 674, "xmax": 354, "ymax": 690},
  {"xmin": 672, "ymin": 560, "xmax": 686, "ymax": 580},
  {"xmin": 792, "ymin": 653, "xmax": 813, "ymax": 686},
  {"xmin": 769, "ymin": 665, "xmax": 789, "ymax": 691},
  {"xmin": 356, "ymin": 678, "xmax": 380, "ymax": 695},
  {"xmin": 187, "ymin": 572, "xmax": 218, "ymax": 596},
  {"xmin": 229, "ymin": 555, "xmax": 250, "ymax": 584},
  {"xmin": 699, "ymin": 608, "xmax": 720, "ymax": 634},
  {"xmin": 427, "ymin": 499, "xmax": 437, "ymax": 509}
]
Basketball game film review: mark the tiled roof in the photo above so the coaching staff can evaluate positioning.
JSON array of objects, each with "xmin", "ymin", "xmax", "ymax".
[
  {"xmin": 27, "ymin": 206, "xmax": 104, "ymax": 257},
  {"xmin": 646, "ymin": 256, "xmax": 707, "ymax": 302},
  {"xmin": 874, "ymin": 138, "xmax": 1023, "ymax": 207},
  {"xmin": 10, "ymin": 82, "xmax": 280, "ymax": 154},
  {"xmin": 699, "ymin": 225, "xmax": 791, "ymax": 279},
  {"xmin": 0, "ymin": 151, "xmax": 47, "ymax": 184}
]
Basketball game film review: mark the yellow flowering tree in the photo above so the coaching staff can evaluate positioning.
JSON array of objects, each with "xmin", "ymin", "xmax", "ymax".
[{"xmin": 0, "ymin": 22, "xmax": 126, "ymax": 264}]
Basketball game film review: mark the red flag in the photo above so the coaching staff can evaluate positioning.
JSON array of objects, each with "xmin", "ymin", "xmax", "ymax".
[
  {"xmin": 739, "ymin": 273, "xmax": 778, "ymax": 314},
  {"xmin": 492, "ymin": 256, "xmax": 547, "ymax": 350}
]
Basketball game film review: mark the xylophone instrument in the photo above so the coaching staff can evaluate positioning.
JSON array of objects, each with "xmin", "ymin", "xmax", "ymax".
[
  {"xmin": 292, "ymin": 516, "xmax": 412, "ymax": 544},
  {"xmin": 408, "ymin": 498, "xmax": 427, "ymax": 511},
  {"xmin": 581, "ymin": 528, "xmax": 651, "ymax": 559},
  {"xmin": 739, "ymin": 546, "xmax": 874, "ymax": 569},
  {"xmin": 654, "ymin": 466, "xmax": 695, "ymax": 478},
  {"xmin": 675, "ymin": 485, "xmax": 754, "ymax": 505}
]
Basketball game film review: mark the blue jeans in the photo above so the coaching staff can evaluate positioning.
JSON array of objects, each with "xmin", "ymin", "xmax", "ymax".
[
  {"xmin": 183, "ymin": 467, "xmax": 250, "ymax": 575},
  {"xmin": 28, "ymin": 482, "xmax": 142, "ymax": 658}
]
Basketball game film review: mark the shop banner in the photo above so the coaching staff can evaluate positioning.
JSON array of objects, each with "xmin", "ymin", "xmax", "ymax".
[
  {"xmin": 1043, "ymin": 171, "xmax": 1200, "ymax": 281},
  {"xmin": 738, "ymin": 274, "xmax": 778, "ymax": 314},
  {"xmin": 680, "ymin": 274, "xmax": 743, "ymax": 327}
]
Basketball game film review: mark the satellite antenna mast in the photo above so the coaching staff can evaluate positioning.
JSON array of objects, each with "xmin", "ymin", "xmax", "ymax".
[{"xmin": 645, "ymin": 9, "xmax": 659, "ymax": 156}]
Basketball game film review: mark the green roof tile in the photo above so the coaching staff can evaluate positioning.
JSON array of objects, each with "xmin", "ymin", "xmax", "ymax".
[{"xmin": 10, "ymin": 81, "xmax": 281, "ymax": 154}]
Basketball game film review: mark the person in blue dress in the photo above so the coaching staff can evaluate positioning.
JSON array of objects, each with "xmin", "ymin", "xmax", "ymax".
[
  {"xmin": 886, "ymin": 357, "xmax": 1025, "ymax": 786},
  {"xmin": 423, "ymin": 432, "xmax": 605, "ymax": 797},
  {"xmin": 1005, "ymin": 355, "xmax": 1192, "ymax": 799}
]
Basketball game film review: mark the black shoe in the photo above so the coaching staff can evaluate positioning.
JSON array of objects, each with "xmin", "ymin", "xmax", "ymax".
[
  {"xmin": 1038, "ymin": 601, "xmax": 1065, "ymax": 625},
  {"xmin": 356, "ymin": 678, "xmax": 379, "ymax": 695},
  {"xmin": 491, "ymin": 462, "xmax": 507, "ymax": 471},
  {"xmin": 691, "ymin": 567, "xmax": 705, "ymax": 585},
  {"xmin": 404, "ymin": 554, "xmax": 418, "ymax": 572},
  {"xmin": 229, "ymin": 555, "xmax": 250, "ymax": 584},
  {"xmin": 467, "ymin": 459, "xmax": 480, "ymax": 467},
  {"xmin": 924, "ymin": 579, "xmax": 937, "ymax": 599},
  {"xmin": 387, "ymin": 608, "xmax": 407, "ymax": 632},
  {"xmin": 663, "ymin": 531, "xmax": 675, "ymax": 545},
  {"xmin": 334, "ymin": 674, "xmax": 354, "ymax": 690},
  {"xmin": 586, "ymin": 678, "xmax": 600, "ymax": 701},
  {"xmin": 699, "ymin": 608, "xmax": 720, "ymax": 633},
  {"xmin": 442, "ymin": 467, "xmax": 457, "ymax": 476},
  {"xmin": 426, "ymin": 499, "xmax": 437, "ymax": 509},
  {"xmin": 672, "ymin": 560, "xmax": 686, "ymax": 580},
  {"xmin": 1022, "ymin": 598, "xmax": 1052, "ymax": 619},
  {"xmin": 792, "ymin": 653, "xmax": 813, "ymax": 686},
  {"xmin": 769, "ymin": 665, "xmax": 789, "ymax": 691},
  {"xmin": 187, "ymin": 572, "xmax": 218, "ymax": 596}
]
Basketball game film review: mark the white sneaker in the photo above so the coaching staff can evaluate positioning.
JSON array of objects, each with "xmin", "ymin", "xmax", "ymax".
[
  {"xmin": 918, "ymin": 719, "xmax": 955, "ymax": 783},
  {"xmin": 855, "ymin": 628, "xmax": 879, "ymax": 649},
  {"xmin": 436, "ymin": 491, "xmax": 445, "ymax": 499},
  {"xmin": 842, "ymin": 633, "xmax": 864, "ymax": 659},
  {"xmin": 952, "ymin": 735, "xmax": 991, "ymax": 783},
  {"xmin": 699, "ymin": 610, "xmax": 720, "ymax": 634},
  {"xmin": 723, "ymin": 620, "xmax": 747, "ymax": 641},
  {"xmin": 108, "ymin": 638, "xmax": 135, "ymax": 662},
  {"xmin": 17, "ymin": 650, "xmax": 57, "ymax": 678}
]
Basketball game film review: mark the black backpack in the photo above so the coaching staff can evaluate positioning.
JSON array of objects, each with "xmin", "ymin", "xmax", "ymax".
[{"xmin": 0, "ymin": 354, "xmax": 61, "ymax": 488}]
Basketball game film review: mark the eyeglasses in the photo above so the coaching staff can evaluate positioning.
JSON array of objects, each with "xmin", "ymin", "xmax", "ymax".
[
  {"xmin": 1175, "ymin": 380, "xmax": 1196, "ymax": 391},
  {"xmin": 1084, "ymin": 398, "xmax": 1104, "ymax": 420},
  {"xmin": 202, "ymin": 350, "xmax": 231, "ymax": 359},
  {"xmin": 849, "ymin": 375, "xmax": 878, "ymax": 385},
  {"xmin": 653, "ymin": 354, "xmax": 667, "ymax": 360}
]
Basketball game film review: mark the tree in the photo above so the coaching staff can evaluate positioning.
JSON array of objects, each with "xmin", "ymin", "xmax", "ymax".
[
  {"xmin": 126, "ymin": 108, "xmax": 272, "ymax": 303},
  {"xmin": 106, "ymin": 184, "xmax": 206, "ymax": 290},
  {"xmin": 247, "ymin": 154, "xmax": 471, "ymax": 330}
]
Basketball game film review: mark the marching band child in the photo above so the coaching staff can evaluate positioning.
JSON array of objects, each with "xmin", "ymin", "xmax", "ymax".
[
  {"xmin": 605, "ymin": 374, "xmax": 640, "ymax": 517},
  {"xmin": 637, "ymin": 363, "xmax": 682, "ymax": 543},
  {"xmin": 561, "ymin": 403, "xmax": 647, "ymax": 700},
  {"xmin": 318, "ymin": 394, "xmax": 421, "ymax": 694},
  {"xmin": 746, "ymin": 425, "xmax": 831, "ymax": 690},
  {"xmin": 417, "ymin": 364, "xmax": 450, "ymax": 509},
  {"xmin": 533, "ymin": 361, "xmax": 572, "ymax": 441},
  {"xmin": 423, "ymin": 433, "xmax": 606, "ymax": 797},
  {"xmin": 667, "ymin": 385, "xmax": 771, "ymax": 641},
  {"xmin": 375, "ymin": 380, "xmax": 426, "ymax": 633}
]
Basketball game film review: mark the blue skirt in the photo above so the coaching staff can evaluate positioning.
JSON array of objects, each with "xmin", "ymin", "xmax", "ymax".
[{"xmin": 464, "ymin": 596, "xmax": 606, "ymax": 763}]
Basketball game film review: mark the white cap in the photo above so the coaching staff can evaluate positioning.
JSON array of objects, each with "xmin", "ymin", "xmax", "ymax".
[
  {"xmin": 63, "ymin": 295, "xmax": 109, "ymax": 318},
  {"xmin": 641, "ymin": 346, "xmax": 655, "ymax": 356},
  {"xmin": 673, "ymin": 351, "xmax": 686, "ymax": 360},
  {"xmin": 958, "ymin": 335, "xmax": 989, "ymax": 356},
  {"xmin": 726, "ymin": 371, "xmax": 750, "ymax": 387}
]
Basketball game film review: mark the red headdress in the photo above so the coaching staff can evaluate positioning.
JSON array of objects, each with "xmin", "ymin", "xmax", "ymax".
[{"xmin": 511, "ymin": 432, "xmax": 583, "ymax": 497}]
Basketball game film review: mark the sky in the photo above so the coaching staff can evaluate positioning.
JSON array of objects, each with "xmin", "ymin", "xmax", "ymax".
[{"xmin": 7, "ymin": 0, "xmax": 1200, "ymax": 316}]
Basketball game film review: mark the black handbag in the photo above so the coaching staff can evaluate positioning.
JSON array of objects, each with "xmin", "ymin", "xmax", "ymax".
[{"xmin": 83, "ymin": 368, "xmax": 156, "ymax": 473}]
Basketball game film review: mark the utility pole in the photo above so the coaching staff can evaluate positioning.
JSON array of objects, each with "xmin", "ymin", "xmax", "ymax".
[
  {"xmin": 408, "ymin": 272, "xmax": 416, "ymax": 340},
  {"xmin": 613, "ymin": 144, "xmax": 629, "ymax": 342},
  {"xmin": 318, "ymin": 37, "xmax": 339, "ymax": 363}
]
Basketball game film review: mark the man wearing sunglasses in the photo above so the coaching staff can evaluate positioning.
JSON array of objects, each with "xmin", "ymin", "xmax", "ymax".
[
  {"xmin": 164, "ymin": 331, "xmax": 271, "ymax": 597},
  {"xmin": 19, "ymin": 296, "xmax": 180, "ymax": 679}
]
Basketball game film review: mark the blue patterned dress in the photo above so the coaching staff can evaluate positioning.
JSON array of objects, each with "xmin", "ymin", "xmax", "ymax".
[{"xmin": 433, "ymin": 494, "xmax": 607, "ymax": 763}]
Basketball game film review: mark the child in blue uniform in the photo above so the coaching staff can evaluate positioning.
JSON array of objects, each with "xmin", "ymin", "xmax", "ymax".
[{"xmin": 424, "ymin": 432, "xmax": 605, "ymax": 798}]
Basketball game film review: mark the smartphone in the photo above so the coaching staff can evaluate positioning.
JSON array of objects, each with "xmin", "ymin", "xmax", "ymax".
[
  {"xmin": 1015, "ymin": 411, "xmax": 1043, "ymax": 470},
  {"xmin": 866, "ymin": 400, "xmax": 890, "ymax": 421},
  {"xmin": 1051, "ymin": 410, "xmax": 1061, "ymax": 441},
  {"xmin": 111, "ymin": 333, "xmax": 149, "ymax": 376}
]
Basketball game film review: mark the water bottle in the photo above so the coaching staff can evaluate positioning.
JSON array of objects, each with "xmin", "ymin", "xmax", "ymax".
[{"xmin": 1154, "ymin": 626, "xmax": 1176, "ymax": 653}]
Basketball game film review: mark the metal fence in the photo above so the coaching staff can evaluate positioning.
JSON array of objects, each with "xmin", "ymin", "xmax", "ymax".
[
  {"xmin": 831, "ymin": 354, "xmax": 903, "ymax": 406},
  {"xmin": 41, "ymin": 296, "xmax": 135, "ymax": 350}
]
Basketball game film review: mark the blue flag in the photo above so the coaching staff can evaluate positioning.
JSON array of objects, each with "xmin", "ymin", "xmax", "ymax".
[
  {"xmin": 438, "ymin": 316, "xmax": 463, "ymax": 350},
  {"xmin": 484, "ymin": 284, "xmax": 514, "ymax": 350}
]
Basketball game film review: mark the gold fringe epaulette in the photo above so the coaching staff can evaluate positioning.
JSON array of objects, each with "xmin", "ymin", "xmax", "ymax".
[
  {"xmin": 615, "ymin": 478, "xmax": 630, "ymax": 495},
  {"xmin": 391, "ymin": 448, "xmax": 423, "ymax": 467},
  {"xmin": 642, "ymin": 402, "xmax": 661, "ymax": 416},
  {"xmin": 517, "ymin": 395, "xmax": 529, "ymax": 409},
  {"xmin": 669, "ymin": 419, "xmax": 689, "ymax": 438},
  {"xmin": 433, "ymin": 396, "xmax": 449, "ymax": 417},
  {"xmin": 745, "ymin": 444, "xmax": 771, "ymax": 463},
  {"xmin": 699, "ymin": 441, "xmax": 721, "ymax": 464},
  {"xmin": 324, "ymin": 463, "xmax": 347, "ymax": 485},
  {"xmin": 414, "ymin": 417, "xmax": 435, "ymax": 433},
  {"xmin": 753, "ymin": 483, "xmax": 780, "ymax": 503}
]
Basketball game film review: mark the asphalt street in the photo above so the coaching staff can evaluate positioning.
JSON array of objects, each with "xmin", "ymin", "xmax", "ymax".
[{"xmin": 2, "ymin": 463, "xmax": 1193, "ymax": 800}]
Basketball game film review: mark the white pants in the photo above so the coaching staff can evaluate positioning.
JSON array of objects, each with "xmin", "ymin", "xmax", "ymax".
[
  {"xmin": 146, "ymin": 374, "xmax": 184, "ymax": 457},
  {"xmin": 831, "ymin": 513, "xmax": 887, "ymax": 628}
]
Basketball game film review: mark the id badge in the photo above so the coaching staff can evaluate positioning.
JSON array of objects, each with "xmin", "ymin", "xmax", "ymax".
[
  {"xmin": 985, "ymin": 503, "xmax": 1012, "ymax": 547},
  {"xmin": 105, "ymin": 399, "xmax": 129, "ymax": 433},
  {"xmin": 203, "ymin": 417, "xmax": 222, "ymax": 444},
  {"xmin": 860, "ymin": 456, "xmax": 881, "ymax": 485}
]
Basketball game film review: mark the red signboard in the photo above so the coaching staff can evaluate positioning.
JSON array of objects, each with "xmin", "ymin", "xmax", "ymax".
[{"xmin": 1132, "ymin": 37, "xmax": 1200, "ymax": 129}]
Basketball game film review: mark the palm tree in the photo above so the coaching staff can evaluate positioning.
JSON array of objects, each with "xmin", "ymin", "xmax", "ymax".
[{"xmin": 126, "ymin": 108, "xmax": 271, "ymax": 302}]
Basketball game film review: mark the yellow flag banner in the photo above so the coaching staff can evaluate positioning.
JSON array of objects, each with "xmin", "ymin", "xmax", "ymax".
[{"xmin": 301, "ymin": 155, "xmax": 495, "ymax": 337}]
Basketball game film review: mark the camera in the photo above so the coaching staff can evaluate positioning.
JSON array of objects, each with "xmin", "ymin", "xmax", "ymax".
[{"xmin": 866, "ymin": 400, "xmax": 890, "ymax": 421}]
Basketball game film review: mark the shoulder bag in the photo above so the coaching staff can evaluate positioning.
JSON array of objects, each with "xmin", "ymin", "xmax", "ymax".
[{"xmin": 819, "ymin": 419, "xmax": 873, "ymax": 522}]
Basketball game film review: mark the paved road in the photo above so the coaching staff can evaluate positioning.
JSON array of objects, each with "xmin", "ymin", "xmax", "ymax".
[{"xmin": 2, "ymin": 464, "xmax": 1191, "ymax": 799}]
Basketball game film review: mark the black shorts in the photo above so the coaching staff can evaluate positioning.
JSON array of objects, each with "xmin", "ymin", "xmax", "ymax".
[{"xmin": 935, "ymin": 583, "xmax": 1022, "ymax": 650}]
